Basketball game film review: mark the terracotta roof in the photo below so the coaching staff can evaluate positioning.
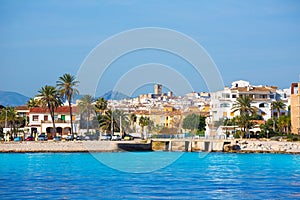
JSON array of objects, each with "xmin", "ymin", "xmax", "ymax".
[
  {"xmin": 231, "ymin": 86, "xmax": 276, "ymax": 93},
  {"xmin": 15, "ymin": 105, "xmax": 29, "ymax": 110},
  {"xmin": 250, "ymin": 120, "xmax": 265, "ymax": 125},
  {"xmin": 30, "ymin": 106, "xmax": 78, "ymax": 114}
]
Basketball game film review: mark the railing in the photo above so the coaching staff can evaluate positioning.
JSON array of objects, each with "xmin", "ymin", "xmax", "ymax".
[
  {"xmin": 149, "ymin": 133, "xmax": 199, "ymax": 139},
  {"xmin": 41, "ymin": 120, "xmax": 71, "ymax": 123}
]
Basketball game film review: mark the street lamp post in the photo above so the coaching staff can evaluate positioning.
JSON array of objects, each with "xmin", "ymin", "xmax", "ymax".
[
  {"xmin": 111, "ymin": 107, "xmax": 114, "ymax": 135},
  {"xmin": 5, "ymin": 109, "xmax": 7, "ymax": 128}
]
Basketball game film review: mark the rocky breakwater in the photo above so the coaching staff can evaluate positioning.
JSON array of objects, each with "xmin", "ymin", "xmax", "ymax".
[{"xmin": 224, "ymin": 140, "xmax": 300, "ymax": 154}]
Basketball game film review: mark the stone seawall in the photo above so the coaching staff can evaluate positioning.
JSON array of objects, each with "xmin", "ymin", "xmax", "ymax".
[
  {"xmin": 1, "ymin": 140, "xmax": 300, "ymax": 154},
  {"xmin": 151, "ymin": 139, "xmax": 300, "ymax": 154},
  {"xmin": 0, "ymin": 141, "xmax": 151, "ymax": 153}
]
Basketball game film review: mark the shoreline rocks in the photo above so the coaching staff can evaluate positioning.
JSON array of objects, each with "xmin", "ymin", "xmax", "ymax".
[{"xmin": 223, "ymin": 140, "xmax": 300, "ymax": 154}]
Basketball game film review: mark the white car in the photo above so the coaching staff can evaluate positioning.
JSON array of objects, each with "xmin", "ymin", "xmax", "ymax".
[
  {"xmin": 100, "ymin": 134, "xmax": 112, "ymax": 141},
  {"xmin": 111, "ymin": 135, "xmax": 121, "ymax": 141}
]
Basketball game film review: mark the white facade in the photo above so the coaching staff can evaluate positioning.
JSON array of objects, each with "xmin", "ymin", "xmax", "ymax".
[
  {"xmin": 210, "ymin": 81, "xmax": 289, "ymax": 123},
  {"xmin": 28, "ymin": 106, "xmax": 79, "ymax": 136}
]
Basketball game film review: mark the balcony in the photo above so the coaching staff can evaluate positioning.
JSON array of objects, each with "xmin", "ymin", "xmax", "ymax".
[{"xmin": 41, "ymin": 119, "xmax": 71, "ymax": 124}]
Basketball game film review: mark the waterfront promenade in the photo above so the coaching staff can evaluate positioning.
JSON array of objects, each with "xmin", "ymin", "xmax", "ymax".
[
  {"xmin": 0, "ymin": 139, "xmax": 300, "ymax": 153},
  {"xmin": 0, "ymin": 140, "xmax": 151, "ymax": 153}
]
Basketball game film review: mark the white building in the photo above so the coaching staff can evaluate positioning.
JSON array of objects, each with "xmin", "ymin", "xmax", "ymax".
[
  {"xmin": 210, "ymin": 80, "xmax": 289, "ymax": 123},
  {"xmin": 28, "ymin": 106, "xmax": 79, "ymax": 138}
]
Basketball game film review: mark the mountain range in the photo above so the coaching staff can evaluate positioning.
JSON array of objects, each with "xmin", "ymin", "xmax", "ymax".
[
  {"xmin": 0, "ymin": 90, "xmax": 130, "ymax": 107},
  {"xmin": 0, "ymin": 91, "xmax": 30, "ymax": 107}
]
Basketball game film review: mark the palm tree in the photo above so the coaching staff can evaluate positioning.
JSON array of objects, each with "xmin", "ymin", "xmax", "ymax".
[
  {"xmin": 0, "ymin": 107, "xmax": 20, "ymax": 138},
  {"xmin": 27, "ymin": 98, "xmax": 38, "ymax": 108},
  {"xmin": 57, "ymin": 73, "xmax": 79, "ymax": 137},
  {"xmin": 139, "ymin": 116, "xmax": 150, "ymax": 139},
  {"xmin": 232, "ymin": 95, "xmax": 256, "ymax": 138},
  {"xmin": 37, "ymin": 85, "xmax": 62, "ymax": 137},
  {"xmin": 98, "ymin": 110, "xmax": 118, "ymax": 134},
  {"xmin": 113, "ymin": 110, "xmax": 130, "ymax": 136},
  {"xmin": 232, "ymin": 95, "xmax": 256, "ymax": 115},
  {"xmin": 78, "ymin": 95, "xmax": 95, "ymax": 135},
  {"xmin": 129, "ymin": 113, "xmax": 137, "ymax": 132},
  {"xmin": 277, "ymin": 115, "xmax": 291, "ymax": 134},
  {"xmin": 271, "ymin": 100, "xmax": 286, "ymax": 119},
  {"xmin": 95, "ymin": 97, "xmax": 107, "ymax": 116}
]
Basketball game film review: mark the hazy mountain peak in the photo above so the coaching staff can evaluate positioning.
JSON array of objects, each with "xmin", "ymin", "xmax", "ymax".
[{"xmin": 0, "ymin": 91, "xmax": 30, "ymax": 107}]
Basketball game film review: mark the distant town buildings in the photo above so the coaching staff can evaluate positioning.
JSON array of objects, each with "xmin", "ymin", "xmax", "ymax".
[{"xmin": 7, "ymin": 80, "xmax": 300, "ymax": 138}]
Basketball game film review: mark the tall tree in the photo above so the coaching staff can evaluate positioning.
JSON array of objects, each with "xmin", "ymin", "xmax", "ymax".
[
  {"xmin": 182, "ymin": 113, "xmax": 206, "ymax": 134},
  {"xmin": 277, "ymin": 115, "xmax": 291, "ymax": 134},
  {"xmin": 232, "ymin": 95, "xmax": 256, "ymax": 115},
  {"xmin": 113, "ymin": 110, "xmax": 130, "ymax": 135},
  {"xmin": 129, "ymin": 113, "xmax": 137, "ymax": 132},
  {"xmin": 271, "ymin": 100, "xmax": 286, "ymax": 119},
  {"xmin": 98, "ymin": 110, "xmax": 119, "ymax": 134},
  {"xmin": 57, "ymin": 73, "xmax": 79, "ymax": 136},
  {"xmin": 37, "ymin": 85, "xmax": 62, "ymax": 137},
  {"xmin": 139, "ymin": 116, "xmax": 151, "ymax": 139},
  {"xmin": 27, "ymin": 98, "xmax": 39, "ymax": 109},
  {"xmin": 232, "ymin": 95, "xmax": 256, "ymax": 137},
  {"xmin": 95, "ymin": 97, "xmax": 107, "ymax": 115},
  {"xmin": 78, "ymin": 95, "xmax": 95, "ymax": 135},
  {"xmin": 0, "ymin": 107, "xmax": 22, "ymax": 138}
]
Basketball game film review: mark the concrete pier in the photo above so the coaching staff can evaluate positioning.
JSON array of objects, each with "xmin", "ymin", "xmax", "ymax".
[{"xmin": 151, "ymin": 139, "xmax": 226, "ymax": 152}]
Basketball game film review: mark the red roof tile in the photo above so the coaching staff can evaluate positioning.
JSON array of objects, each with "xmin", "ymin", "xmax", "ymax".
[{"xmin": 30, "ymin": 106, "xmax": 78, "ymax": 114}]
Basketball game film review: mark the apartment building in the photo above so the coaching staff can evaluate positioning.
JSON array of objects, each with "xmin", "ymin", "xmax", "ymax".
[
  {"xmin": 210, "ymin": 80, "xmax": 289, "ymax": 122},
  {"xmin": 291, "ymin": 82, "xmax": 300, "ymax": 134}
]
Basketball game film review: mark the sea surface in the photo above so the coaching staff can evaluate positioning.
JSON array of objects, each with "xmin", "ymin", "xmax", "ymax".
[{"xmin": 0, "ymin": 152, "xmax": 300, "ymax": 199}]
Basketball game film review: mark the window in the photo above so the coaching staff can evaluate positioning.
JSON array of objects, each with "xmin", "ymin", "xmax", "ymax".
[
  {"xmin": 44, "ymin": 115, "xmax": 48, "ymax": 121},
  {"xmin": 232, "ymin": 94, "xmax": 237, "ymax": 98},
  {"xmin": 222, "ymin": 93, "xmax": 230, "ymax": 99},
  {"xmin": 61, "ymin": 115, "xmax": 65, "ymax": 121},
  {"xmin": 223, "ymin": 112, "xmax": 227, "ymax": 117},
  {"xmin": 220, "ymin": 103, "xmax": 230, "ymax": 108},
  {"xmin": 259, "ymin": 103, "xmax": 268, "ymax": 108},
  {"xmin": 32, "ymin": 115, "xmax": 39, "ymax": 121}
]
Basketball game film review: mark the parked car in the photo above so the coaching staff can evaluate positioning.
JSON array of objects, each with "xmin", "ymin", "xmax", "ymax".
[
  {"xmin": 100, "ymin": 134, "xmax": 112, "ymax": 141},
  {"xmin": 66, "ymin": 135, "xmax": 74, "ymax": 141},
  {"xmin": 38, "ymin": 134, "xmax": 48, "ymax": 141},
  {"xmin": 25, "ymin": 136, "xmax": 35, "ymax": 141},
  {"xmin": 111, "ymin": 135, "xmax": 121, "ymax": 141},
  {"xmin": 14, "ymin": 137, "xmax": 22, "ymax": 142},
  {"xmin": 83, "ymin": 135, "xmax": 99, "ymax": 141},
  {"xmin": 53, "ymin": 136, "xmax": 62, "ymax": 141},
  {"xmin": 124, "ymin": 135, "xmax": 134, "ymax": 141},
  {"xmin": 76, "ymin": 135, "xmax": 84, "ymax": 141},
  {"xmin": 83, "ymin": 135, "xmax": 90, "ymax": 140}
]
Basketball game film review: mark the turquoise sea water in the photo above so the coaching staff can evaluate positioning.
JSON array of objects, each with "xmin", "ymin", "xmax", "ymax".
[{"xmin": 0, "ymin": 152, "xmax": 300, "ymax": 199}]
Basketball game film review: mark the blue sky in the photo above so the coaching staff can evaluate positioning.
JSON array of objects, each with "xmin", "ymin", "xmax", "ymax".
[{"xmin": 0, "ymin": 0, "xmax": 299, "ymax": 97}]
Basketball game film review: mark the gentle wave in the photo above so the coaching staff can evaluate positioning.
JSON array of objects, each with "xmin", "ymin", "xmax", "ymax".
[{"xmin": 0, "ymin": 152, "xmax": 299, "ymax": 199}]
